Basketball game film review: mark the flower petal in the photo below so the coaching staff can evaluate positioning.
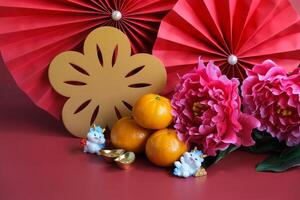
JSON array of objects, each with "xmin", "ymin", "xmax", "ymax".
[
  {"xmin": 62, "ymin": 94, "xmax": 101, "ymax": 138},
  {"xmin": 238, "ymin": 113, "xmax": 261, "ymax": 146},
  {"xmin": 49, "ymin": 51, "xmax": 92, "ymax": 97},
  {"xmin": 121, "ymin": 53, "xmax": 167, "ymax": 102},
  {"xmin": 84, "ymin": 26, "xmax": 131, "ymax": 69}
]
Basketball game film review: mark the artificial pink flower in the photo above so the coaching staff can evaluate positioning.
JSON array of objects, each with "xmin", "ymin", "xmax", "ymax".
[
  {"xmin": 242, "ymin": 60, "xmax": 300, "ymax": 146},
  {"xmin": 171, "ymin": 59, "xmax": 260, "ymax": 156}
]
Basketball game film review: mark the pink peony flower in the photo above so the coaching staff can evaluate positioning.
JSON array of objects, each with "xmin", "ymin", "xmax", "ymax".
[
  {"xmin": 171, "ymin": 59, "xmax": 260, "ymax": 156},
  {"xmin": 242, "ymin": 60, "xmax": 300, "ymax": 146}
]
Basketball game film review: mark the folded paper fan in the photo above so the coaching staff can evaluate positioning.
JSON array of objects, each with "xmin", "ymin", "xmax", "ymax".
[
  {"xmin": 153, "ymin": 0, "xmax": 300, "ymax": 93},
  {"xmin": 0, "ymin": 0, "xmax": 176, "ymax": 118}
]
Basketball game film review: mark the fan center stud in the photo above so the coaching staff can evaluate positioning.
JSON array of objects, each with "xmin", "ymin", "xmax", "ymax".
[
  {"xmin": 227, "ymin": 54, "xmax": 238, "ymax": 65},
  {"xmin": 111, "ymin": 10, "xmax": 122, "ymax": 21}
]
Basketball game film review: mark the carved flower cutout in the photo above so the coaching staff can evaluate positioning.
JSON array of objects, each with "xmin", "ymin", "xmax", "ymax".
[{"xmin": 49, "ymin": 27, "xmax": 166, "ymax": 137}]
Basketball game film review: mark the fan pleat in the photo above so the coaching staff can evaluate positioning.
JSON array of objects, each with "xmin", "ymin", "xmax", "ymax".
[
  {"xmin": 163, "ymin": 11, "xmax": 227, "ymax": 56},
  {"xmin": 1, "ymin": 0, "xmax": 177, "ymax": 118},
  {"xmin": 237, "ymin": 0, "xmax": 284, "ymax": 53},
  {"xmin": 153, "ymin": 0, "xmax": 300, "ymax": 94},
  {"xmin": 66, "ymin": 0, "xmax": 102, "ymax": 11},
  {"xmin": 240, "ymin": 15, "xmax": 299, "ymax": 54},
  {"xmin": 2, "ymin": 20, "xmax": 100, "ymax": 62},
  {"xmin": 232, "ymin": 0, "xmax": 253, "ymax": 52}
]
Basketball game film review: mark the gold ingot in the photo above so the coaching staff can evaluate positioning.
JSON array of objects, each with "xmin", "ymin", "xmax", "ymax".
[
  {"xmin": 100, "ymin": 149, "xmax": 125, "ymax": 163},
  {"xmin": 114, "ymin": 152, "xmax": 135, "ymax": 170},
  {"xmin": 195, "ymin": 167, "xmax": 207, "ymax": 177}
]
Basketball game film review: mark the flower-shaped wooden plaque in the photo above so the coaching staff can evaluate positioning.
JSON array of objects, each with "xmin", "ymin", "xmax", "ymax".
[{"xmin": 48, "ymin": 27, "xmax": 167, "ymax": 138}]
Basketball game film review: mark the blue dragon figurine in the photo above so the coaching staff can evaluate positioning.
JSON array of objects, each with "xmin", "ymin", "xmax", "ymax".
[
  {"xmin": 173, "ymin": 149, "xmax": 205, "ymax": 178},
  {"xmin": 82, "ymin": 125, "xmax": 106, "ymax": 155}
]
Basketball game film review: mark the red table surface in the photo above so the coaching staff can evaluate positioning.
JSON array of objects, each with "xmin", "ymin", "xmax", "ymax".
[{"xmin": 0, "ymin": 53, "xmax": 300, "ymax": 200}]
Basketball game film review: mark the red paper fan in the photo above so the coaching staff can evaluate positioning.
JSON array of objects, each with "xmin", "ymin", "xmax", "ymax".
[
  {"xmin": 153, "ymin": 0, "xmax": 300, "ymax": 93},
  {"xmin": 0, "ymin": 0, "xmax": 177, "ymax": 118}
]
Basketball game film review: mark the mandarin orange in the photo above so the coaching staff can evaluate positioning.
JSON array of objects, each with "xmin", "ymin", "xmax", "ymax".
[
  {"xmin": 132, "ymin": 94, "xmax": 173, "ymax": 129},
  {"xmin": 111, "ymin": 117, "xmax": 152, "ymax": 153},
  {"xmin": 145, "ymin": 129, "xmax": 187, "ymax": 167}
]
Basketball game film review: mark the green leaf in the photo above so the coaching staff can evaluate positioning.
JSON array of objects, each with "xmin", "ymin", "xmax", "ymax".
[
  {"xmin": 256, "ymin": 145, "xmax": 300, "ymax": 172},
  {"xmin": 243, "ymin": 129, "xmax": 285, "ymax": 154},
  {"xmin": 252, "ymin": 129, "xmax": 266, "ymax": 140},
  {"xmin": 215, "ymin": 145, "xmax": 239, "ymax": 163},
  {"xmin": 202, "ymin": 145, "xmax": 239, "ymax": 168},
  {"xmin": 243, "ymin": 138, "xmax": 284, "ymax": 154},
  {"xmin": 202, "ymin": 156, "xmax": 217, "ymax": 168}
]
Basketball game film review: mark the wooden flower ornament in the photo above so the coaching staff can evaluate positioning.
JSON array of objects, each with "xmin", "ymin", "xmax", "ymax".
[{"xmin": 48, "ymin": 27, "xmax": 167, "ymax": 137}]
